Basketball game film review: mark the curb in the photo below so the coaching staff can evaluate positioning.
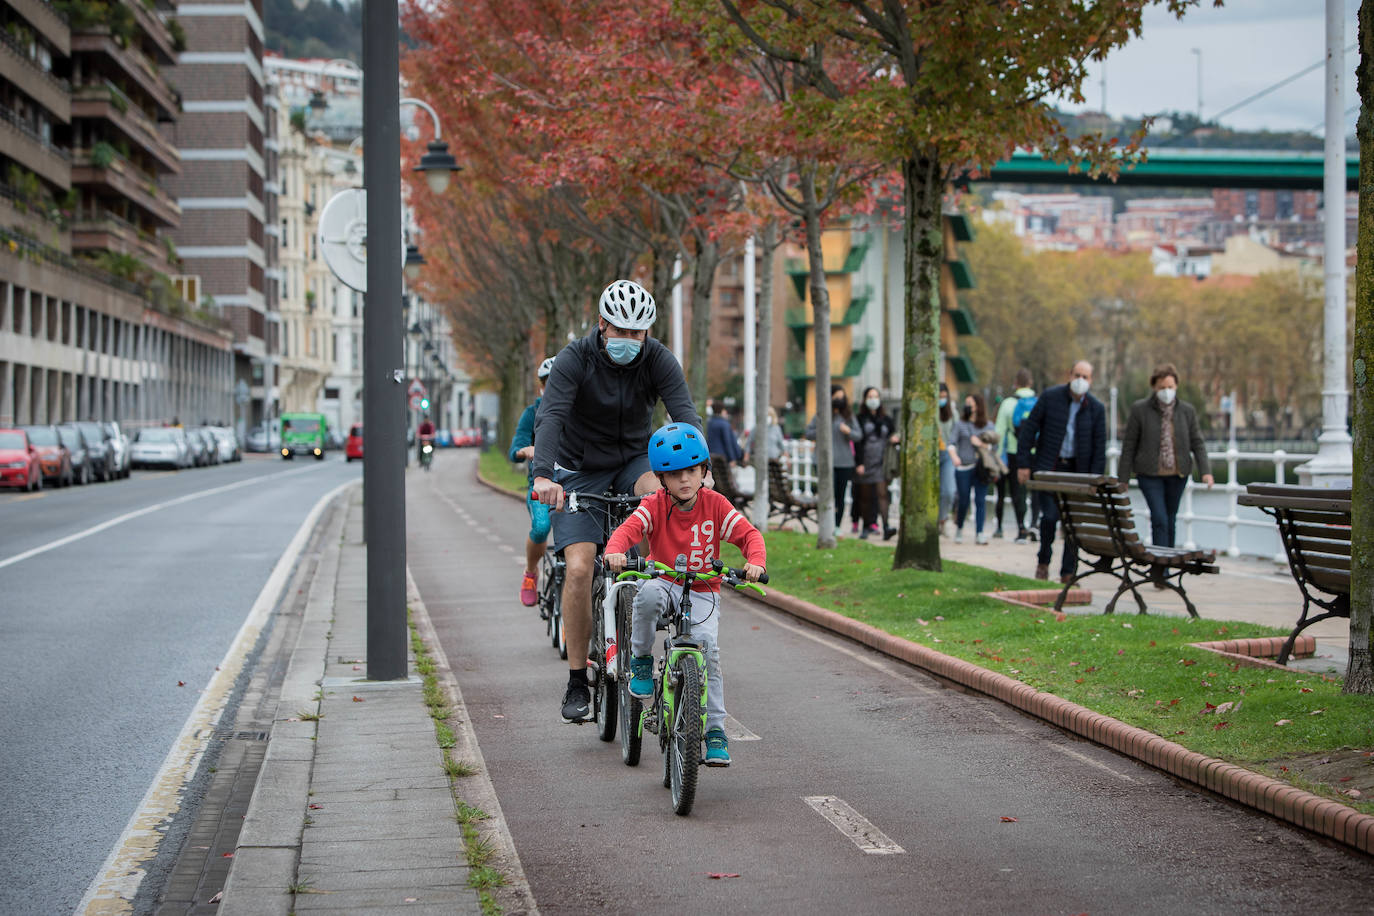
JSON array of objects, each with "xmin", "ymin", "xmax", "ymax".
[{"xmin": 473, "ymin": 458, "xmax": 1374, "ymax": 856}]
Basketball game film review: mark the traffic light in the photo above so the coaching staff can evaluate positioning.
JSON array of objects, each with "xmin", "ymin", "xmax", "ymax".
[{"xmin": 420, "ymin": 397, "xmax": 430, "ymax": 410}]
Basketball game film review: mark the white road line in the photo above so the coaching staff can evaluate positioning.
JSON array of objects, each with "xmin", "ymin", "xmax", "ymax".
[
  {"xmin": 803, "ymin": 796, "xmax": 906, "ymax": 855},
  {"xmin": 739, "ymin": 599, "xmax": 1141, "ymax": 784},
  {"xmin": 0, "ymin": 464, "xmax": 327, "ymax": 571},
  {"xmin": 723, "ymin": 715, "xmax": 760, "ymax": 741},
  {"xmin": 76, "ymin": 479, "xmax": 357, "ymax": 915}
]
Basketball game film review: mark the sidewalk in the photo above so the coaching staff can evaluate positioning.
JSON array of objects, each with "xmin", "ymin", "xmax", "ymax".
[{"xmin": 216, "ymin": 484, "xmax": 530, "ymax": 915}]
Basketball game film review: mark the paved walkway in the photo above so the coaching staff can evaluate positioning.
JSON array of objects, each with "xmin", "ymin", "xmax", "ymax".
[{"xmin": 209, "ymin": 462, "xmax": 1356, "ymax": 911}]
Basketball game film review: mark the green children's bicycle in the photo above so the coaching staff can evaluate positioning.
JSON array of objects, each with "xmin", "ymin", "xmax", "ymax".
[{"xmin": 615, "ymin": 554, "xmax": 767, "ymax": 816}]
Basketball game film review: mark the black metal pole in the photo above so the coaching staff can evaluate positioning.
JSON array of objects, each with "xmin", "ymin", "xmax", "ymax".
[{"xmin": 363, "ymin": 0, "xmax": 407, "ymax": 680}]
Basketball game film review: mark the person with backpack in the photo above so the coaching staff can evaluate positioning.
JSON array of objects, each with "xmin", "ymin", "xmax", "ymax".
[{"xmin": 993, "ymin": 368, "xmax": 1038, "ymax": 543}]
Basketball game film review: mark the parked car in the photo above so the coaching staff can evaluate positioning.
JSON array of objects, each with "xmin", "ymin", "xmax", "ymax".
[
  {"xmin": 208, "ymin": 427, "xmax": 241, "ymax": 463},
  {"xmin": 435, "ymin": 428, "xmax": 453, "ymax": 448},
  {"xmin": 197, "ymin": 428, "xmax": 223, "ymax": 465},
  {"xmin": 130, "ymin": 427, "xmax": 192, "ymax": 469},
  {"xmin": 345, "ymin": 424, "xmax": 364, "ymax": 462},
  {"xmin": 21, "ymin": 424, "xmax": 73, "ymax": 487},
  {"xmin": 56, "ymin": 425, "xmax": 93, "ymax": 485},
  {"xmin": 0, "ymin": 428, "xmax": 43, "ymax": 491},
  {"xmin": 74, "ymin": 422, "xmax": 114, "ymax": 482},
  {"xmin": 103, "ymin": 421, "xmax": 131, "ymax": 479},
  {"xmin": 245, "ymin": 425, "xmax": 282, "ymax": 453}
]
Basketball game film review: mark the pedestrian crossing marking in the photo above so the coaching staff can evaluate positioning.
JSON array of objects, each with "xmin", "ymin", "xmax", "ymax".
[{"xmin": 803, "ymin": 796, "xmax": 906, "ymax": 855}]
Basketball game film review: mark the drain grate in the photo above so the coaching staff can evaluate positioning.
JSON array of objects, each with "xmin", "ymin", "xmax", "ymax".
[{"xmin": 214, "ymin": 729, "xmax": 270, "ymax": 742}]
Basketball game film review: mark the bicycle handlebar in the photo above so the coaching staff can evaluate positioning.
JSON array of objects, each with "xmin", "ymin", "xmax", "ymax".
[
  {"xmin": 563, "ymin": 491, "xmax": 645, "ymax": 513},
  {"xmin": 616, "ymin": 557, "xmax": 768, "ymax": 594}
]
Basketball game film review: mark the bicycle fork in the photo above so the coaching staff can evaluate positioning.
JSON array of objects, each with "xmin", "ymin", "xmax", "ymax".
[{"xmin": 645, "ymin": 643, "xmax": 706, "ymax": 739}]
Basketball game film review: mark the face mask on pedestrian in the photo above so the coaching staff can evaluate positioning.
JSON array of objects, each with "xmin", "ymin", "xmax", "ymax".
[
  {"xmin": 605, "ymin": 338, "xmax": 641, "ymax": 365},
  {"xmin": 1070, "ymin": 377, "xmax": 1090, "ymax": 397},
  {"xmin": 865, "ymin": 397, "xmax": 881, "ymax": 412},
  {"xmin": 1156, "ymin": 387, "xmax": 1176, "ymax": 405},
  {"xmin": 938, "ymin": 397, "xmax": 948, "ymax": 408},
  {"xmin": 961, "ymin": 403, "xmax": 973, "ymax": 420}
]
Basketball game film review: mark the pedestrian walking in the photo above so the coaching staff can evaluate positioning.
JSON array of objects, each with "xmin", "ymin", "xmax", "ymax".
[
  {"xmin": 993, "ymin": 368, "xmax": 1038, "ymax": 543},
  {"xmin": 805, "ymin": 384, "xmax": 862, "ymax": 530},
  {"xmin": 854, "ymin": 386, "xmax": 899, "ymax": 540},
  {"xmin": 749, "ymin": 406, "xmax": 786, "ymax": 463},
  {"xmin": 1015, "ymin": 360, "xmax": 1107, "ymax": 582},
  {"xmin": 949, "ymin": 392, "xmax": 999, "ymax": 544},
  {"xmin": 1117, "ymin": 363, "xmax": 1214, "ymax": 555},
  {"xmin": 937, "ymin": 382, "xmax": 956, "ymax": 537},
  {"xmin": 706, "ymin": 401, "xmax": 743, "ymax": 469}
]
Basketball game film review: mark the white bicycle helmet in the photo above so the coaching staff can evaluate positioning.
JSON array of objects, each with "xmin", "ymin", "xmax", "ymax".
[
  {"xmin": 598, "ymin": 279, "xmax": 656, "ymax": 330},
  {"xmin": 537, "ymin": 356, "xmax": 556, "ymax": 380}
]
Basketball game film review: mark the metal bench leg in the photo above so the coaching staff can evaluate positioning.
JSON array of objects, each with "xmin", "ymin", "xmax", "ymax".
[
  {"xmin": 1155, "ymin": 570, "xmax": 1201, "ymax": 619},
  {"xmin": 1104, "ymin": 566, "xmax": 1149, "ymax": 615}
]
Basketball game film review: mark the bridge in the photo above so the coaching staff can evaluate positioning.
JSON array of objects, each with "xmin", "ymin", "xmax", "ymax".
[{"xmin": 980, "ymin": 148, "xmax": 1358, "ymax": 191}]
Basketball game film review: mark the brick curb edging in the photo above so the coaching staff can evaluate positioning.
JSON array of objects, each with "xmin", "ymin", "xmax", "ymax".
[{"xmin": 474, "ymin": 459, "xmax": 1374, "ymax": 855}]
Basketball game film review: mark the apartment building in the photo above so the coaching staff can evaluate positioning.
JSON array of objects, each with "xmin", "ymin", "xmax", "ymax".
[
  {"xmin": 1, "ymin": 0, "xmax": 234, "ymax": 428},
  {"xmin": 167, "ymin": 0, "xmax": 271, "ymax": 436},
  {"xmin": 984, "ymin": 190, "xmax": 1114, "ymax": 250},
  {"xmin": 1115, "ymin": 196, "xmax": 1215, "ymax": 248}
]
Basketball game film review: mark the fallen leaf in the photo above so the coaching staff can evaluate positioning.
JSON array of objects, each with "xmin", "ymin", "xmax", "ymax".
[
  {"xmin": 1201, "ymin": 702, "xmax": 1219, "ymax": 715},
  {"xmin": 208, "ymin": 892, "xmax": 222, "ymax": 904},
  {"xmin": 309, "ymin": 803, "xmax": 323, "ymax": 809},
  {"xmin": 177, "ymin": 681, "xmax": 185, "ymax": 687},
  {"xmin": 1213, "ymin": 721, "xmax": 1230, "ymax": 731},
  {"xmin": 896, "ymin": 593, "xmax": 905, "ymax": 599},
  {"xmin": 1274, "ymin": 719, "xmax": 1293, "ymax": 726},
  {"xmin": 405, "ymin": 898, "xmax": 418, "ymax": 902},
  {"xmin": 1300, "ymin": 687, "xmax": 1313, "ymax": 693},
  {"xmin": 1127, "ymin": 689, "xmax": 1144, "ymax": 698},
  {"xmin": 352, "ymin": 665, "xmax": 362, "ymax": 671},
  {"xmin": 1280, "ymin": 766, "xmax": 1290, "ymax": 772},
  {"xmin": 1215, "ymin": 701, "xmax": 1236, "ymax": 715},
  {"xmin": 1310, "ymin": 709, "xmax": 1325, "ymax": 716},
  {"xmin": 1117, "ymin": 649, "xmax": 1125, "ymax": 656},
  {"xmin": 222, "ymin": 852, "xmax": 234, "ymax": 858},
  {"xmin": 932, "ymin": 590, "xmax": 940, "ymax": 596},
  {"xmin": 493, "ymin": 714, "xmax": 505, "ymax": 719},
  {"xmin": 1180, "ymin": 659, "xmax": 1197, "ymax": 667},
  {"xmin": 1069, "ymin": 661, "xmax": 1079, "ymax": 667},
  {"xmin": 1122, "ymin": 623, "xmax": 1133, "ymax": 629},
  {"xmin": 916, "ymin": 618, "xmax": 929, "ymax": 626},
  {"xmin": 1075, "ymin": 678, "xmax": 1084, "ymax": 684},
  {"xmin": 1148, "ymin": 640, "xmax": 1157, "ymax": 647},
  {"xmin": 1000, "ymin": 816, "xmax": 1018, "ymax": 822},
  {"xmin": 707, "ymin": 873, "xmax": 741, "ymax": 879},
  {"xmin": 352, "ymin": 696, "xmax": 365, "ymax": 703},
  {"xmin": 1339, "ymin": 776, "xmax": 1353, "ymax": 782},
  {"xmin": 1169, "ymin": 698, "xmax": 1181, "ymax": 706},
  {"xmin": 935, "ymin": 615, "xmax": 945, "ymax": 621}
]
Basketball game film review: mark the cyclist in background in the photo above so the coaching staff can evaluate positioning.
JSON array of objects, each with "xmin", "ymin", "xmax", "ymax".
[
  {"xmin": 416, "ymin": 413, "xmax": 436, "ymax": 465},
  {"xmin": 531, "ymin": 279, "xmax": 701, "ymax": 724},
  {"xmin": 604, "ymin": 423, "xmax": 766, "ymax": 767},
  {"xmin": 509, "ymin": 356, "xmax": 557, "ymax": 606}
]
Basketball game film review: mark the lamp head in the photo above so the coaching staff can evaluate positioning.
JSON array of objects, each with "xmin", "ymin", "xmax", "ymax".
[{"xmin": 414, "ymin": 140, "xmax": 461, "ymax": 194}]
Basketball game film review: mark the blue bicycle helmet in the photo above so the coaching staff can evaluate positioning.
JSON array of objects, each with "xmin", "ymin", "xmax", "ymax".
[{"xmin": 648, "ymin": 423, "xmax": 709, "ymax": 472}]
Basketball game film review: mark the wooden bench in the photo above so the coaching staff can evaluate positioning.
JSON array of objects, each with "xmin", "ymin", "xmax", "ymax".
[
  {"xmin": 1237, "ymin": 483, "xmax": 1351, "ymax": 665},
  {"xmin": 1026, "ymin": 471, "xmax": 1219, "ymax": 617},
  {"xmin": 709, "ymin": 454, "xmax": 751, "ymax": 511},
  {"xmin": 767, "ymin": 459, "xmax": 818, "ymax": 531}
]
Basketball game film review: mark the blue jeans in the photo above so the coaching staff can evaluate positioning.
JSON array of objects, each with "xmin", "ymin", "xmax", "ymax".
[
  {"xmin": 1137, "ymin": 474, "xmax": 1187, "ymax": 548},
  {"xmin": 954, "ymin": 467, "xmax": 987, "ymax": 534},
  {"xmin": 938, "ymin": 450, "xmax": 956, "ymax": 522}
]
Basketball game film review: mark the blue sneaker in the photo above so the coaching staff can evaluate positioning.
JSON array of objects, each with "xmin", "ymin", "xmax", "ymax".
[
  {"xmin": 629, "ymin": 655, "xmax": 654, "ymax": 699},
  {"xmin": 704, "ymin": 728, "xmax": 731, "ymax": 767}
]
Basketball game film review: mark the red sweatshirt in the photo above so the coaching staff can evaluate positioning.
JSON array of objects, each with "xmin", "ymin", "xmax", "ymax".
[{"xmin": 605, "ymin": 488, "xmax": 766, "ymax": 592}]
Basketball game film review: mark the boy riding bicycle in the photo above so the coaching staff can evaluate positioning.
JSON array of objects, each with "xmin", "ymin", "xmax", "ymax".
[{"xmin": 604, "ymin": 423, "xmax": 766, "ymax": 767}]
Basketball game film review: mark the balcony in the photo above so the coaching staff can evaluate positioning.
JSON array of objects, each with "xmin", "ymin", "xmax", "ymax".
[
  {"xmin": 72, "ymin": 208, "xmax": 174, "ymax": 272},
  {"xmin": 125, "ymin": 0, "xmax": 178, "ymax": 65},
  {"xmin": 0, "ymin": 28, "xmax": 71, "ymax": 122},
  {"xmin": 71, "ymin": 147, "xmax": 180, "ymax": 227},
  {"xmin": 71, "ymin": 82, "xmax": 181, "ymax": 174},
  {"xmin": 8, "ymin": 0, "xmax": 70, "ymax": 55},
  {"xmin": 0, "ymin": 106, "xmax": 71, "ymax": 189},
  {"xmin": 71, "ymin": 31, "xmax": 179, "ymax": 120},
  {"xmin": 784, "ymin": 339, "xmax": 873, "ymax": 380}
]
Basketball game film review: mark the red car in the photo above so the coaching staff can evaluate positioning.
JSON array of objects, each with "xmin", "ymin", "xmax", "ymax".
[
  {"xmin": 345, "ymin": 424, "xmax": 364, "ymax": 462},
  {"xmin": 22, "ymin": 425, "xmax": 73, "ymax": 487},
  {"xmin": 0, "ymin": 428, "xmax": 43, "ymax": 491}
]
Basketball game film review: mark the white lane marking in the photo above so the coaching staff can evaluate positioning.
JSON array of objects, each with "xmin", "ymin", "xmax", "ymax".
[
  {"xmin": 724, "ymin": 715, "xmax": 760, "ymax": 742},
  {"xmin": 498, "ymin": 544, "xmax": 515, "ymax": 553},
  {"xmin": 738, "ymin": 600, "xmax": 1141, "ymax": 784},
  {"xmin": 803, "ymin": 796, "xmax": 905, "ymax": 855},
  {"xmin": 0, "ymin": 464, "xmax": 327, "ymax": 571},
  {"xmin": 76, "ymin": 479, "xmax": 357, "ymax": 914}
]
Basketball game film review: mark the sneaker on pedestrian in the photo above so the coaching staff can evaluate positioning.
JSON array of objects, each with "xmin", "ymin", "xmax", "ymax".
[
  {"xmin": 859, "ymin": 527, "xmax": 870, "ymax": 540},
  {"xmin": 954, "ymin": 528, "xmax": 964, "ymax": 544},
  {"xmin": 519, "ymin": 571, "xmax": 537, "ymax": 607},
  {"xmin": 993, "ymin": 525, "xmax": 1004, "ymax": 539},
  {"xmin": 883, "ymin": 526, "xmax": 896, "ymax": 541},
  {"xmin": 975, "ymin": 531, "xmax": 989, "ymax": 545},
  {"xmin": 1034, "ymin": 563, "xmax": 1049, "ymax": 580},
  {"xmin": 851, "ymin": 521, "xmax": 859, "ymax": 534},
  {"xmin": 629, "ymin": 655, "xmax": 655, "ymax": 699},
  {"xmin": 704, "ymin": 727, "xmax": 731, "ymax": 767},
  {"xmin": 1026, "ymin": 529, "xmax": 1039, "ymax": 542},
  {"xmin": 1014, "ymin": 528, "xmax": 1028, "ymax": 545},
  {"xmin": 560, "ymin": 682, "xmax": 591, "ymax": 723}
]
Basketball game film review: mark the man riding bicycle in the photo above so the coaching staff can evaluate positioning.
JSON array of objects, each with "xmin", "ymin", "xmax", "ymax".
[
  {"xmin": 416, "ymin": 413, "xmax": 436, "ymax": 464},
  {"xmin": 531, "ymin": 279, "xmax": 701, "ymax": 723}
]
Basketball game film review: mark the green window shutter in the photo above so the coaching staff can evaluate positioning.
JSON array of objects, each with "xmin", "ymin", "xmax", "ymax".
[
  {"xmin": 946, "ymin": 350, "xmax": 977, "ymax": 383},
  {"xmin": 948, "ymin": 255, "xmax": 976, "ymax": 290},
  {"xmin": 945, "ymin": 212, "xmax": 976, "ymax": 242},
  {"xmin": 947, "ymin": 306, "xmax": 977, "ymax": 336}
]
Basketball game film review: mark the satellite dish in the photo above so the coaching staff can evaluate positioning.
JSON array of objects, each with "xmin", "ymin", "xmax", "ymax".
[{"xmin": 319, "ymin": 189, "xmax": 368, "ymax": 292}]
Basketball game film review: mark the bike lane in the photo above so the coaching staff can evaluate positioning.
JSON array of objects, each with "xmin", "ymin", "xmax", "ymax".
[{"xmin": 407, "ymin": 453, "xmax": 1371, "ymax": 914}]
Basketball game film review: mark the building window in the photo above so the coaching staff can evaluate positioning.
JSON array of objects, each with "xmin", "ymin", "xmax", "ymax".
[{"xmin": 281, "ymin": 219, "xmax": 289, "ymax": 248}]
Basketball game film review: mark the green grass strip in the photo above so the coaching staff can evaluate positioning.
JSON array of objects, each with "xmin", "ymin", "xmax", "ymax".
[
  {"xmin": 477, "ymin": 448, "xmax": 528, "ymax": 496},
  {"xmin": 761, "ymin": 530, "xmax": 1374, "ymax": 812}
]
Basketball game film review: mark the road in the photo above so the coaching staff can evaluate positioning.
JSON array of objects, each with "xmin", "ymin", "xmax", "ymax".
[
  {"xmin": 408, "ymin": 452, "xmax": 1373, "ymax": 914},
  {"xmin": 0, "ymin": 454, "xmax": 359, "ymax": 915}
]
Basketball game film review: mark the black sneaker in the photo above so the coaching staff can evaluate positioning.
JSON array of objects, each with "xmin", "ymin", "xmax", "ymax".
[{"xmin": 561, "ymin": 683, "xmax": 591, "ymax": 723}]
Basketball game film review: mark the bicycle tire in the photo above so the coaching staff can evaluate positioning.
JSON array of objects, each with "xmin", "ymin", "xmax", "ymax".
[
  {"xmin": 616, "ymin": 588, "xmax": 641, "ymax": 765},
  {"xmin": 668, "ymin": 656, "xmax": 702, "ymax": 816},
  {"xmin": 591, "ymin": 578, "xmax": 617, "ymax": 741}
]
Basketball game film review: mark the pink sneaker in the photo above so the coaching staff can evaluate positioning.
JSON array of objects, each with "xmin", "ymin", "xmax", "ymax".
[{"xmin": 519, "ymin": 571, "xmax": 537, "ymax": 606}]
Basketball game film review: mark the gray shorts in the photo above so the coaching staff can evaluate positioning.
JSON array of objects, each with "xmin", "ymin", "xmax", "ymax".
[{"xmin": 551, "ymin": 456, "xmax": 652, "ymax": 552}]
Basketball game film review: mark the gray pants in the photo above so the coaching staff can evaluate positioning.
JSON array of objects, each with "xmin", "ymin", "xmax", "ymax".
[{"xmin": 630, "ymin": 577, "xmax": 725, "ymax": 734}]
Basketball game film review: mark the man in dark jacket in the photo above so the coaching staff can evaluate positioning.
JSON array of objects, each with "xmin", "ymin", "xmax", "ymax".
[
  {"xmin": 1015, "ymin": 360, "xmax": 1106, "ymax": 582},
  {"xmin": 532, "ymin": 279, "xmax": 701, "ymax": 723},
  {"xmin": 706, "ymin": 401, "xmax": 743, "ymax": 468}
]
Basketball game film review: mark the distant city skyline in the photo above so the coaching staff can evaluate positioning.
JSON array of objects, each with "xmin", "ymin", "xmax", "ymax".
[{"xmin": 1054, "ymin": 0, "xmax": 1358, "ymax": 137}]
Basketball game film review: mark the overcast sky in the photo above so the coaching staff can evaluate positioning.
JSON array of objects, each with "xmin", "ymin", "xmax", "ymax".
[{"xmin": 1053, "ymin": 0, "xmax": 1359, "ymax": 136}]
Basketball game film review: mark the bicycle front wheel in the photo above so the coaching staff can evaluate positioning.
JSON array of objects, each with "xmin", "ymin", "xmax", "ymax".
[
  {"xmin": 616, "ymin": 588, "xmax": 641, "ymax": 765},
  {"xmin": 592, "ymin": 579, "xmax": 617, "ymax": 742},
  {"xmin": 668, "ymin": 656, "xmax": 702, "ymax": 816}
]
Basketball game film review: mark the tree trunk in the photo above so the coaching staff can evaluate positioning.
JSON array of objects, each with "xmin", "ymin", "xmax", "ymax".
[
  {"xmin": 751, "ymin": 219, "xmax": 777, "ymax": 531},
  {"xmin": 893, "ymin": 153, "xmax": 944, "ymax": 571},
  {"xmin": 497, "ymin": 354, "xmax": 524, "ymax": 460},
  {"xmin": 1345, "ymin": 0, "xmax": 1373, "ymax": 694},
  {"xmin": 801, "ymin": 166, "xmax": 836, "ymax": 549},
  {"xmin": 688, "ymin": 235, "xmax": 719, "ymax": 410}
]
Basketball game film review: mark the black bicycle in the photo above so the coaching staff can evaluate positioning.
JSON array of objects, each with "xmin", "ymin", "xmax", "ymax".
[
  {"xmin": 563, "ymin": 490, "xmax": 644, "ymax": 739},
  {"xmin": 535, "ymin": 546, "xmax": 567, "ymax": 657},
  {"xmin": 616, "ymin": 556, "xmax": 766, "ymax": 815}
]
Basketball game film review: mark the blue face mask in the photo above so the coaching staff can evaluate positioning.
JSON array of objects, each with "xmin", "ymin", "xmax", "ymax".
[
  {"xmin": 605, "ymin": 338, "xmax": 641, "ymax": 365},
  {"xmin": 938, "ymin": 397, "xmax": 948, "ymax": 408}
]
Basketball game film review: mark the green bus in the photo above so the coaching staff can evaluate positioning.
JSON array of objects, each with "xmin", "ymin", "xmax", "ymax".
[{"xmin": 281, "ymin": 412, "xmax": 329, "ymax": 460}]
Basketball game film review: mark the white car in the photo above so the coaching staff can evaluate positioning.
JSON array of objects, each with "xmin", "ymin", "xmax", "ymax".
[
  {"xmin": 207, "ymin": 427, "xmax": 241, "ymax": 462},
  {"xmin": 130, "ymin": 427, "xmax": 191, "ymax": 469},
  {"xmin": 245, "ymin": 426, "xmax": 282, "ymax": 453}
]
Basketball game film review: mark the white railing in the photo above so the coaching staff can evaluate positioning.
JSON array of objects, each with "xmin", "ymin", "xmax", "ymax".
[{"xmin": 774, "ymin": 436, "xmax": 1304, "ymax": 560}]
